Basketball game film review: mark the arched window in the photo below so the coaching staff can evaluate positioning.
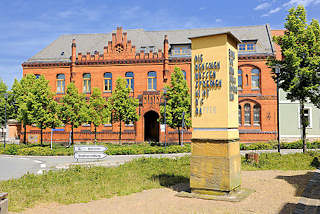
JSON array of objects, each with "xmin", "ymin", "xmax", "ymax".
[
  {"xmin": 239, "ymin": 105, "xmax": 242, "ymax": 126},
  {"xmin": 182, "ymin": 70, "xmax": 186, "ymax": 80},
  {"xmin": 148, "ymin": 71, "xmax": 157, "ymax": 91},
  {"xmin": 238, "ymin": 69, "xmax": 242, "ymax": 89},
  {"xmin": 251, "ymin": 68, "xmax": 260, "ymax": 89},
  {"xmin": 253, "ymin": 104, "xmax": 261, "ymax": 126},
  {"xmin": 104, "ymin": 73, "xmax": 112, "ymax": 92},
  {"xmin": 125, "ymin": 72, "xmax": 134, "ymax": 91},
  {"xmin": 56, "ymin": 74, "xmax": 65, "ymax": 93},
  {"xmin": 83, "ymin": 73, "xmax": 91, "ymax": 93},
  {"xmin": 244, "ymin": 103, "xmax": 251, "ymax": 125},
  {"xmin": 238, "ymin": 105, "xmax": 242, "ymax": 126}
]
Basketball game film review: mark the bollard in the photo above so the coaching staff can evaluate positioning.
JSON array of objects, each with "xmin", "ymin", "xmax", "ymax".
[{"xmin": 0, "ymin": 193, "xmax": 8, "ymax": 214}]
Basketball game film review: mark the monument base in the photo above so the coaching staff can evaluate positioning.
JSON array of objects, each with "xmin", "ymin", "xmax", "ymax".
[
  {"xmin": 176, "ymin": 188, "xmax": 254, "ymax": 202},
  {"xmin": 190, "ymin": 139, "xmax": 241, "ymax": 192}
]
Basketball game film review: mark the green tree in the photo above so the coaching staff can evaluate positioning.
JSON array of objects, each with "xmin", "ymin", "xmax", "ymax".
[
  {"xmin": 267, "ymin": 5, "xmax": 320, "ymax": 153},
  {"xmin": 59, "ymin": 83, "xmax": 88, "ymax": 145},
  {"xmin": 87, "ymin": 88, "xmax": 110, "ymax": 143},
  {"xmin": 28, "ymin": 76, "xmax": 61, "ymax": 145},
  {"xmin": 11, "ymin": 76, "xmax": 36, "ymax": 144},
  {"xmin": 160, "ymin": 67, "xmax": 191, "ymax": 145},
  {"xmin": 0, "ymin": 79, "xmax": 8, "ymax": 139},
  {"xmin": 108, "ymin": 78, "xmax": 139, "ymax": 143}
]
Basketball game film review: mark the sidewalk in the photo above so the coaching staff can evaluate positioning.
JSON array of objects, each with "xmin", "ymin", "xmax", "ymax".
[{"xmin": 294, "ymin": 169, "xmax": 320, "ymax": 214}]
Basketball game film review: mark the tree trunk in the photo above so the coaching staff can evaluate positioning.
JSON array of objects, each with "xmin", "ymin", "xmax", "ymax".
[
  {"xmin": 40, "ymin": 126, "xmax": 43, "ymax": 146},
  {"xmin": 300, "ymin": 101, "xmax": 307, "ymax": 153},
  {"xmin": 94, "ymin": 126, "xmax": 97, "ymax": 144},
  {"xmin": 119, "ymin": 120, "xmax": 122, "ymax": 145},
  {"xmin": 71, "ymin": 125, "xmax": 74, "ymax": 145},
  {"xmin": 178, "ymin": 127, "xmax": 181, "ymax": 145},
  {"xmin": 24, "ymin": 123, "xmax": 27, "ymax": 144}
]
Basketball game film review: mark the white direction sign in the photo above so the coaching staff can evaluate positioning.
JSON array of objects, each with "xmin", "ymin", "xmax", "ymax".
[
  {"xmin": 160, "ymin": 124, "xmax": 166, "ymax": 133},
  {"xmin": 74, "ymin": 145, "xmax": 107, "ymax": 160},
  {"xmin": 74, "ymin": 145, "xmax": 107, "ymax": 152},
  {"xmin": 74, "ymin": 153, "xmax": 107, "ymax": 159}
]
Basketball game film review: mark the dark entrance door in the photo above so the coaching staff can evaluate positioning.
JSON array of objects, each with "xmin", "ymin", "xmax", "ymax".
[{"xmin": 144, "ymin": 111, "xmax": 159, "ymax": 142}]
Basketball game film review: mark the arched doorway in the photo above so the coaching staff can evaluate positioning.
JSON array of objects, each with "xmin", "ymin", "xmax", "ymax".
[{"xmin": 144, "ymin": 111, "xmax": 159, "ymax": 142}]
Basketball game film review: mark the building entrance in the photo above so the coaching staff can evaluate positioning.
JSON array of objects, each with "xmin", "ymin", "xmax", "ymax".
[{"xmin": 144, "ymin": 111, "xmax": 159, "ymax": 142}]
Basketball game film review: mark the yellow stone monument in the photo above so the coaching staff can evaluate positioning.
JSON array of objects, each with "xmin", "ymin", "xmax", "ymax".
[{"xmin": 190, "ymin": 32, "xmax": 241, "ymax": 195}]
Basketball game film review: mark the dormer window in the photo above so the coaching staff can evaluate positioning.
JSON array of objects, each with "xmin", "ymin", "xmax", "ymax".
[
  {"xmin": 238, "ymin": 41, "xmax": 256, "ymax": 52},
  {"xmin": 171, "ymin": 45, "xmax": 191, "ymax": 56}
]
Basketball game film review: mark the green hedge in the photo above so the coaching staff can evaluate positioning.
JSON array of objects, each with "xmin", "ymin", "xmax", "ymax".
[
  {"xmin": 240, "ymin": 141, "xmax": 320, "ymax": 150},
  {"xmin": 0, "ymin": 140, "xmax": 319, "ymax": 156},
  {"xmin": 0, "ymin": 143, "xmax": 191, "ymax": 156}
]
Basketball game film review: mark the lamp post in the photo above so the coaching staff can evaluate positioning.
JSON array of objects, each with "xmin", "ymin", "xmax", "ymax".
[
  {"xmin": 163, "ymin": 88, "xmax": 167, "ymax": 149},
  {"xmin": 275, "ymin": 66, "xmax": 281, "ymax": 153},
  {"xmin": 3, "ymin": 93, "xmax": 8, "ymax": 149}
]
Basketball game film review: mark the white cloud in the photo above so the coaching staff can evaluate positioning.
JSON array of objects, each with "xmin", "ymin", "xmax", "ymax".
[
  {"xmin": 254, "ymin": 2, "xmax": 271, "ymax": 10},
  {"xmin": 283, "ymin": 0, "xmax": 320, "ymax": 7},
  {"xmin": 215, "ymin": 18, "xmax": 222, "ymax": 23},
  {"xmin": 262, "ymin": 7, "xmax": 282, "ymax": 16}
]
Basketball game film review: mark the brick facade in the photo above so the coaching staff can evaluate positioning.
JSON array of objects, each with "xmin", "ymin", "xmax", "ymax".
[{"xmin": 22, "ymin": 27, "xmax": 277, "ymax": 143}]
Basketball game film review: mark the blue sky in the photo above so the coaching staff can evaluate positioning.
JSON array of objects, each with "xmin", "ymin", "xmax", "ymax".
[{"xmin": 1, "ymin": 0, "xmax": 320, "ymax": 87}]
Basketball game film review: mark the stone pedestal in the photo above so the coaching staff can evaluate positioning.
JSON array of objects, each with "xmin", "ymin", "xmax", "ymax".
[{"xmin": 190, "ymin": 139, "xmax": 241, "ymax": 193}]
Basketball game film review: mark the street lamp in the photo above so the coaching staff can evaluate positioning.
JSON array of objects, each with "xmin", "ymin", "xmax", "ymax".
[
  {"xmin": 274, "ymin": 65, "xmax": 281, "ymax": 153},
  {"xmin": 3, "ymin": 93, "xmax": 8, "ymax": 149}
]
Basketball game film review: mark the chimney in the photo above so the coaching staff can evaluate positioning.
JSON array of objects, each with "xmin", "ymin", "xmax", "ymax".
[
  {"xmin": 70, "ymin": 39, "xmax": 76, "ymax": 82},
  {"xmin": 163, "ymin": 35, "xmax": 169, "ymax": 81}
]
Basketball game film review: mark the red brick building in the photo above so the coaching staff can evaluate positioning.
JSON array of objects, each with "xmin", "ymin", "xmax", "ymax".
[{"xmin": 22, "ymin": 25, "xmax": 277, "ymax": 143}]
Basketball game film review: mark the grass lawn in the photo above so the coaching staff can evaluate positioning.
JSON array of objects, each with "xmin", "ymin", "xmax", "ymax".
[{"xmin": 0, "ymin": 152, "xmax": 319, "ymax": 212}]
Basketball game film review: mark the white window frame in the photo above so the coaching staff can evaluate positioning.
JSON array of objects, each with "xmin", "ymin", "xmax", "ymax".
[{"xmin": 298, "ymin": 106, "xmax": 312, "ymax": 129}]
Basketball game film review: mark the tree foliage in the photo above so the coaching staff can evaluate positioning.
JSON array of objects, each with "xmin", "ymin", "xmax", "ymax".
[
  {"xmin": 108, "ymin": 78, "xmax": 139, "ymax": 143},
  {"xmin": 28, "ymin": 75, "xmax": 61, "ymax": 145},
  {"xmin": 87, "ymin": 87, "xmax": 110, "ymax": 143},
  {"xmin": 267, "ymin": 5, "xmax": 320, "ymax": 152},
  {"xmin": 160, "ymin": 67, "xmax": 191, "ymax": 145},
  {"xmin": 11, "ymin": 75, "xmax": 37, "ymax": 144},
  {"xmin": 59, "ymin": 83, "xmax": 88, "ymax": 145}
]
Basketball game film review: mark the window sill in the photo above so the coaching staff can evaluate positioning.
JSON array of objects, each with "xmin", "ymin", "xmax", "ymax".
[
  {"xmin": 82, "ymin": 124, "xmax": 91, "ymax": 127},
  {"xmin": 103, "ymin": 124, "xmax": 112, "ymax": 127},
  {"xmin": 251, "ymin": 88, "xmax": 260, "ymax": 91},
  {"xmin": 244, "ymin": 124, "xmax": 251, "ymax": 127},
  {"xmin": 125, "ymin": 124, "xmax": 134, "ymax": 127},
  {"xmin": 103, "ymin": 91, "xmax": 112, "ymax": 93}
]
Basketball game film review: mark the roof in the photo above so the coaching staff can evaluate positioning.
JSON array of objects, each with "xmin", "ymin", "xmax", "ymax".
[
  {"xmin": 26, "ymin": 24, "xmax": 274, "ymax": 63},
  {"xmin": 188, "ymin": 31, "xmax": 241, "ymax": 44}
]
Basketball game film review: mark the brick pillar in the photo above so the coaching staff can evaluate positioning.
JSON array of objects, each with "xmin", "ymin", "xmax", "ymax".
[
  {"xmin": 70, "ymin": 39, "xmax": 76, "ymax": 83},
  {"xmin": 163, "ymin": 35, "xmax": 169, "ymax": 82}
]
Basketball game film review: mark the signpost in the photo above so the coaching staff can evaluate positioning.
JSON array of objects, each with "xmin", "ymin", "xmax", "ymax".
[{"xmin": 74, "ymin": 145, "xmax": 107, "ymax": 161}]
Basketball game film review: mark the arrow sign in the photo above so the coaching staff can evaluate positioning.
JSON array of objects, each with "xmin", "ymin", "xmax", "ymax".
[
  {"xmin": 74, "ymin": 145, "xmax": 107, "ymax": 152},
  {"xmin": 74, "ymin": 153, "xmax": 107, "ymax": 159}
]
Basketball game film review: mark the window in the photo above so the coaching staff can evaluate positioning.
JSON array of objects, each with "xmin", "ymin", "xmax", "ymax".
[
  {"xmin": 171, "ymin": 45, "xmax": 191, "ymax": 56},
  {"xmin": 104, "ymin": 73, "xmax": 112, "ymax": 92},
  {"xmin": 238, "ymin": 69, "xmax": 242, "ymax": 89},
  {"xmin": 125, "ymin": 72, "xmax": 134, "ymax": 91},
  {"xmin": 299, "ymin": 107, "xmax": 312, "ymax": 128},
  {"xmin": 182, "ymin": 70, "xmax": 186, "ymax": 80},
  {"xmin": 251, "ymin": 68, "xmax": 260, "ymax": 89},
  {"xmin": 239, "ymin": 44, "xmax": 246, "ymax": 51},
  {"xmin": 238, "ymin": 42, "xmax": 256, "ymax": 52},
  {"xmin": 56, "ymin": 74, "xmax": 65, "ymax": 93},
  {"xmin": 147, "ymin": 71, "xmax": 157, "ymax": 91},
  {"xmin": 244, "ymin": 103, "xmax": 251, "ymax": 125},
  {"xmin": 239, "ymin": 105, "xmax": 242, "ymax": 126},
  {"xmin": 83, "ymin": 73, "xmax": 91, "ymax": 93},
  {"xmin": 35, "ymin": 74, "xmax": 40, "ymax": 79},
  {"xmin": 253, "ymin": 104, "xmax": 261, "ymax": 126}
]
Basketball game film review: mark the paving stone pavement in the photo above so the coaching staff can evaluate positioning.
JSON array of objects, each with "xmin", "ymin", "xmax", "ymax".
[{"xmin": 294, "ymin": 169, "xmax": 320, "ymax": 214}]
